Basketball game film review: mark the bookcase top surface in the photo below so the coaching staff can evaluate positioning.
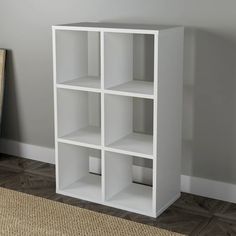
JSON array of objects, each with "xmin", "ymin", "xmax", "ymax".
[{"xmin": 53, "ymin": 22, "xmax": 179, "ymax": 32}]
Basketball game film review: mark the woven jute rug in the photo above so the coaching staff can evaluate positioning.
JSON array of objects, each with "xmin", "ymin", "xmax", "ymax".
[{"xmin": 0, "ymin": 187, "xmax": 184, "ymax": 236}]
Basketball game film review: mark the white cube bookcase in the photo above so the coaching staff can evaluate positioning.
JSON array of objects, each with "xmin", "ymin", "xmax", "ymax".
[{"xmin": 53, "ymin": 23, "xmax": 184, "ymax": 217}]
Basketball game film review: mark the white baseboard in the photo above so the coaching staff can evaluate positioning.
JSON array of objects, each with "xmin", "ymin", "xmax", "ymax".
[
  {"xmin": 1, "ymin": 138, "xmax": 236, "ymax": 204},
  {"xmin": 0, "ymin": 138, "xmax": 55, "ymax": 164},
  {"xmin": 181, "ymin": 175, "xmax": 236, "ymax": 204}
]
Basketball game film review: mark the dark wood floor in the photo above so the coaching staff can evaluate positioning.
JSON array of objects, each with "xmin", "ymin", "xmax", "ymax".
[{"xmin": 0, "ymin": 154, "xmax": 236, "ymax": 235}]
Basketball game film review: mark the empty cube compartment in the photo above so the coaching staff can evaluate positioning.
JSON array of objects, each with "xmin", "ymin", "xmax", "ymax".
[
  {"xmin": 105, "ymin": 151, "xmax": 153, "ymax": 215},
  {"xmin": 58, "ymin": 143, "xmax": 102, "ymax": 202},
  {"xmin": 105, "ymin": 94, "xmax": 153, "ymax": 158},
  {"xmin": 57, "ymin": 89, "xmax": 101, "ymax": 146},
  {"xmin": 104, "ymin": 32, "xmax": 154, "ymax": 96},
  {"xmin": 56, "ymin": 30, "xmax": 100, "ymax": 89}
]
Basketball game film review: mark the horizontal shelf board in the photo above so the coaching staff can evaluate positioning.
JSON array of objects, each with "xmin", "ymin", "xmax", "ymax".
[
  {"xmin": 59, "ymin": 174, "xmax": 102, "ymax": 202},
  {"xmin": 107, "ymin": 81, "xmax": 154, "ymax": 98},
  {"xmin": 58, "ymin": 126, "xmax": 101, "ymax": 147},
  {"xmin": 104, "ymin": 147, "xmax": 153, "ymax": 159},
  {"xmin": 53, "ymin": 23, "xmax": 174, "ymax": 35},
  {"xmin": 107, "ymin": 133, "xmax": 153, "ymax": 157},
  {"xmin": 54, "ymin": 27, "xmax": 158, "ymax": 35},
  {"xmin": 57, "ymin": 139, "xmax": 101, "ymax": 150},
  {"xmin": 55, "ymin": 22, "xmax": 170, "ymax": 31},
  {"xmin": 107, "ymin": 183, "xmax": 153, "ymax": 215},
  {"xmin": 57, "ymin": 76, "xmax": 101, "ymax": 91},
  {"xmin": 104, "ymin": 90, "xmax": 154, "ymax": 100}
]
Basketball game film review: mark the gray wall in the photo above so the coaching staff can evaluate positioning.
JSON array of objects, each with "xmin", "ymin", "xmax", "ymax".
[{"xmin": 1, "ymin": 0, "xmax": 236, "ymax": 184}]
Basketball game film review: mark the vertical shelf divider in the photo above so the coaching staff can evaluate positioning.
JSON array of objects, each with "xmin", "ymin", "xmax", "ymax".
[
  {"xmin": 52, "ymin": 28, "xmax": 60, "ymax": 191},
  {"xmin": 152, "ymin": 32, "xmax": 159, "ymax": 215},
  {"xmin": 100, "ymin": 31, "xmax": 106, "ymax": 201}
]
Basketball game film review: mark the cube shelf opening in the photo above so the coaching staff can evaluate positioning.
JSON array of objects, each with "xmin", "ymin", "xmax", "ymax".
[
  {"xmin": 105, "ymin": 94, "xmax": 153, "ymax": 157},
  {"xmin": 57, "ymin": 89, "xmax": 101, "ymax": 146},
  {"xmin": 56, "ymin": 30, "xmax": 100, "ymax": 89},
  {"xmin": 104, "ymin": 32, "xmax": 154, "ymax": 96},
  {"xmin": 105, "ymin": 151, "xmax": 153, "ymax": 215},
  {"xmin": 58, "ymin": 143, "xmax": 102, "ymax": 202}
]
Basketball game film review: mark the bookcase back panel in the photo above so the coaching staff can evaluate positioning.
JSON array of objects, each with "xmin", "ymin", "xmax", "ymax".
[
  {"xmin": 58, "ymin": 143, "xmax": 102, "ymax": 201},
  {"xmin": 57, "ymin": 89, "xmax": 101, "ymax": 137},
  {"xmin": 105, "ymin": 151, "xmax": 132, "ymax": 199},
  {"xmin": 58, "ymin": 143, "xmax": 89, "ymax": 189},
  {"xmin": 104, "ymin": 151, "xmax": 153, "ymax": 214},
  {"xmin": 133, "ymin": 97, "xmax": 153, "ymax": 135},
  {"xmin": 104, "ymin": 33, "xmax": 154, "ymax": 93},
  {"xmin": 88, "ymin": 32, "xmax": 100, "ymax": 76},
  {"xmin": 57, "ymin": 89, "xmax": 88, "ymax": 137},
  {"xmin": 56, "ymin": 30, "xmax": 100, "ymax": 84},
  {"xmin": 88, "ymin": 92, "xmax": 101, "ymax": 127},
  {"xmin": 104, "ymin": 33, "xmax": 133, "ymax": 89},
  {"xmin": 133, "ymin": 34, "xmax": 154, "ymax": 82},
  {"xmin": 105, "ymin": 94, "xmax": 133, "ymax": 145},
  {"xmin": 105, "ymin": 94, "xmax": 153, "ymax": 146}
]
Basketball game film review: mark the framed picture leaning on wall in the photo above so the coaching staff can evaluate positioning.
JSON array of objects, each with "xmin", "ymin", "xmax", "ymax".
[{"xmin": 0, "ymin": 49, "xmax": 6, "ymax": 128}]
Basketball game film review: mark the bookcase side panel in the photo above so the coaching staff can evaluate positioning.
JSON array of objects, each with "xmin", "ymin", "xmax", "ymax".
[
  {"xmin": 156, "ymin": 27, "xmax": 184, "ymax": 214},
  {"xmin": 56, "ymin": 30, "xmax": 88, "ymax": 83}
]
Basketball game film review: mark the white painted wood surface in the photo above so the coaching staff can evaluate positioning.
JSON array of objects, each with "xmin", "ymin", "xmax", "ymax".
[
  {"xmin": 104, "ymin": 33, "xmax": 133, "ymax": 89},
  {"xmin": 108, "ymin": 81, "xmax": 153, "ymax": 96},
  {"xmin": 59, "ymin": 175, "xmax": 102, "ymax": 203},
  {"xmin": 58, "ymin": 76, "xmax": 100, "ymax": 89},
  {"xmin": 155, "ymin": 27, "xmax": 184, "ymax": 214},
  {"xmin": 105, "ymin": 152, "xmax": 132, "ymax": 199},
  {"xmin": 107, "ymin": 183, "xmax": 153, "ymax": 216},
  {"xmin": 58, "ymin": 143, "xmax": 102, "ymax": 202},
  {"xmin": 59, "ymin": 126, "xmax": 101, "ymax": 146},
  {"xmin": 104, "ymin": 94, "xmax": 132, "ymax": 146},
  {"xmin": 57, "ymin": 89, "xmax": 101, "ymax": 141},
  {"xmin": 53, "ymin": 23, "xmax": 184, "ymax": 217},
  {"xmin": 107, "ymin": 133, "xmax": 153, "ymax": 157}
]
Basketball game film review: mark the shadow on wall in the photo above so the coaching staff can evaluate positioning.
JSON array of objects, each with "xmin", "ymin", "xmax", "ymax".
[
  {"xmin": 182, "ymin": 28, "xmax": 236, "ymax": 184},
  {"xmin": 1, "ymin": 50, "xmax": 22, "ymax": 146}
]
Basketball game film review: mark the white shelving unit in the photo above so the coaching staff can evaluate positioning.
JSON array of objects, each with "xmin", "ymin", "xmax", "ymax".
[{"xmin": 53, "ymin": 22, "xmax": 184, "ymax": 217}]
